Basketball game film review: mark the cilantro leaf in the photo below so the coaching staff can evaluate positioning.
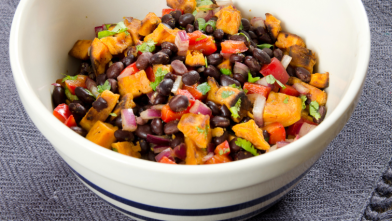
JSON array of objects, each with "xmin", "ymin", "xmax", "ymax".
[
  {"xmin": 84, "ymin": 88, "xmax": 94, "ymax": 97},
  {"xmin": 205, "ymin": 56, "xmax": 208, "ymax": 68},
  {"xmin": 64, "ymin": 87, "xmax": 79, "ymax": 101},
  {"xmin": 235, "ymin": 138, "xmax": 259, "ymax": 156},
  {"xmin": 229, "ymin": 98, "xmax": 241, "ymax": 118},
  {"xmin": 229, "ymin": 84, "xmax": 241, "ymax": 90},
  {"xmin": 105, "ymin": 24, "xmax": 112, "ymax": 30},
  {"xmin": 237, "ymin": 32, "xmax": 249, "ymax": 42},
  {"xmin": 62, "ymin": 74, "xmax": 78, "ymax": 82},
  {"xmin": 197, "ymin": 82, "xmax": 211, "ymax": 95},
  {"xmin": 265, "ymin": 75, "xmax": 286, "ymax": 89},
  {"xmin": 244, "ymin": 88, "xmax": 248, "ymax": 94},
  {"xmin": 98, "ymin": 21, "xmax": 128, "ymax": 39},
  {"xmin": 257, "ymin": 44, "xmax": 274, "ymax": 49},
  {"xmin": 221, "ymin": 90, "xmax": 235, "ymax": 98},
  {"xmin": 309, "ymin": 101, "xmax": 321, "ymax": 120},
  {"xmin": 283, "ymin": 97, "xmax": 289, "ymax": 104},
  {"xmin": 150, "ymin": 67, "xmax": 168, "ymax": 91},
  {"xmin": 97, "ymin": 80, "xmax": 111, "ymax": 94},
  {"xmin": 205, "ymin": 20, "xmax": 216, "ymax": 30},
  {"xmin": 196, "ymin": 18, "xmax": 207, "ymax": 31},
  {"xmin": 196, "ymin": 35, "xmax": 207, "ymax": 41},
  {"xmin": 196, "ymin": 0, "xmax": 214, "ymax": 7},
  {"xmin": 220, "ymin": 68, "xmax": 232, "ymax": 76},
  {"xmin": 137, "ymin": 39, "xmax": 156, "ymax": 53},
  {"xmin": 192, "ymin": 10, "xmax": 198, "ymax": 16},
  {"xmin": 300, "ymin": 95, "xmax": 307, "ymax": 110},
  {"xmin": 248, "ymin": 72, "xmax": 260, "ymax": 83},
  {"xmin": 239, "ymin": 22, "xmax": 243, "ymax": 31},
  {"xmin": 112, "ymin": 148, "xmax": 118, "ymax": 152},
  {"xmin": 109, "ymin": 113, "xmax": 117, "ymax": 117}
]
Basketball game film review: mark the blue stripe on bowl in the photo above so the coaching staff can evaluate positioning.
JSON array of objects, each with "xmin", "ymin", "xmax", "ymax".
[{"xmin": 69, "ymin": 165, "xmax": 310, "ymax": 217}]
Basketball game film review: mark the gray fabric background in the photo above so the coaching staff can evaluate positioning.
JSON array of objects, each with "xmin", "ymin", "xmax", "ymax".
[{"xmin": 0, "ymin": 0, "xmax": 391, "ymax": 220}]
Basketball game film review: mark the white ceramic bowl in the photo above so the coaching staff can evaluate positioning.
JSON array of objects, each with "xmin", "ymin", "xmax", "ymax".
[{"xmin": 10, "ymin": 0, "xmax": 370, "ymax": 220}]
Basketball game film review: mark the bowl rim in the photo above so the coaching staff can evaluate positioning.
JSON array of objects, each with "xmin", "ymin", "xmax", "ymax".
[{"xmin": 9, "ymin": 0, "xmax": 371, "ymax": 192}]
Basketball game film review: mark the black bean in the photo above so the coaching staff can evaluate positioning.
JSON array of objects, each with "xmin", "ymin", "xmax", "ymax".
[
  {"xmin": 151, "ymin": 119, "xmax": 164, "ymax": 135},
  {"xmin": 251, "ymin": 38, "xmax": 259, "ymax": 45},
  {"xmin": 92, "ymin": 97, "xmax": 108, "ymax": 111},
  {"xmin": 206, "ymin": 101, "xmax": 221, "ymax": 116},
  {"xmin": 194, "ymin": 20, "xmax": 200, "ymax": 31},
  {"xmin": 148, "ymin": 151, "xmax": 156, "ymax": 161},
  {"xmin": 253, "ymin": 48, "xmax": 271, "ymax": 65},
  {"xmin": 162, "ymin": 14, "xmax": 173, "ymax": 23},
  {"xmin": 169, "ymin": 95, "xmax": 189, "ymax": 112},
  {"xmin": 248, "ymin": 31, "xmax": 257, "ymax": 39},
  {"xmin": 241, "ymin": 18, "xmax": 251, "ymax": 31},
  {"xmin": 233, "ymin": 73, "xmax": 247, "ymax": 85},
  {"xmin": 229, "ymin": 53, "xmax": 245, "ymax": 63},
  {"xmin": 52, "ymin": 86, "xmax": 66, "ymax": 107},
  {"xmin": 150, "ymin": 52, "xmax": 170, "ymax": 65},
  {"xmin": 125, "ymin": 47, "xmax": 137, "ymax": 58},
  {"xmin": 286, "ymin": 65, "xmax": 296, "ymax": 77},
  {"xmin": 71, "ymin": 100, "xmax": 90, "ymax": 111},
  {"xmin": 220, "ymin": 105, "xmax": 231, "ymax": 118},
  {"xmin": 171, "ymin": 133, "xmax": 184, "ymax": 148},
  {"xmin": 151, "ymin": 93, "xmax": 168, "ymax": 105},
  {"xmin": 263, "ymin": 130, "xmax": 270, "ymax": 143},
  {"xmin": 305, "ymin": 94, "xmax": 312, "ymax": 105},
  {"xmin": 273, "ymin": 48, "xmax": 283, "ymax": 61},
  {"xmin": 171, "ymin": 55, "xmax": 186, "ymax": 63},
  {"xmin": 159, "ymin": 49, "xmax": 172, "ymax": 57},
  {"xmin": 135, "ymin": 124, "xmax": 152, "ymax": 139},
  {"xmin": 262, "ymin": 48, "xmax": 273, "ymax": 58},
  {"xmin": 207, "ymin": 53, "xmax": 223, "ymax": 66},
  {"xmin": 76, "ymin": 62, "xmax": 90, "ymax": 75},
  {"xmin": 313, "ymin": 106, "xmax": 327, "ymax": 124},
  {"xmin": 244, "ymin": 56, "xmax": 261, "ymax": 73},
  {"xmin": 182, "ymin": 70, "xmax": 200, "ymax": 86},
  {"xmin": 115, "ymin": 117, "xmax": 122, "ymax": 129},
  {"xmin": 204, "ymin": 65, "xmax": 221, "ymax": 80},
  {"xmin": 107, "ymin": 79, "xmax": 118, "ymax": 93},
  {"xmin": 212, "ymin": 130, "xmax": 229, "ymax": 146},
  {"xmin": 220, "ymin": 75, "xmax": 241, "ymax": 87},
  {"xmin": 229, "ymin": 34, "xmax": 248, "ymax": 44},
  {"xmin": 157, "ymin": 78, "xmax": 174, "ymax": 96},
  {"xmin": 170, "ymin": 10, "xmax": 182, "ymax": 23},
  {"xmin": 132, "ymin": 106, "xmax": 144, "ymax": 116},
  {"xmin": 179, "ymin": 13, "xmax": 195, "ymax": 28},
  {"xmin": 255, "ymin": 27, "xmax": 272, "ymax": 43},
  {"xmin": 295, "ymin": 67, "xmax": 311, "ymax": 83},
  {"xmin": 68, "ymin": 102, "xmax": 87, "ymax": 122},
  {"xmin": 211, "ymin": 116, "xmax": 230, "ymax": 128},
  {"xmin": 241, "ymin": 117, "xmax": 251, "ymax": 123},
  {"xmin": 229, "ymin": 138, "xmax": 242, "ymax": 153},
  {"xmin": 114, "ymin": 130, "xmax": 134, "ymax": 142},
  {"xmin": 134, "ymin": 94, "xmax": 150, "ymax": 106},
  {"xmin": 136, "ymin": 52, "xmax": 153, "ymax": 70},
  {"xmin": 205, "ymin": 25, "xmax": 214, "ymax": 35},
  {"xmin": 259, "ymin": 33, "xmax": 272, "ymax": 44},
  {"xmin": 121, "ymin": 55, "xmax": 136, "ymax": 68},
  {"xmin": 164, "ymin": 17, "xmax": 176, "ymax": 29},
  {"xmin": 164, "ymin": 120, "xmax": 180, "ymax": 135},
  {"xmin": 96, "ymin": 74, "xmax": 107, "ymax": 86},
  {"xmin": 75, "ymin": 87, "xmax": 95, "ymax": 105},
  {"xmin": 213, "ymin": 29, "xmax": 224, "ymax": 41},
  {"xmin": 209, "ymin": 16, "xmax": 218, "ymax": 21},
  {"xmin": 186, "ymin": 24, "xmax": 195, "ymax": 33},
  {"xmin": 139, "ymin": 139, "xmax": 150, "ymax": 154},
  {"xmin": 161, "ymin": 42, "xmax": 178, "ymax": 54},
  {"xmin": 106, "ymin": 62, "xmax": 124, "ymax": 79},
  {"xmin": 70, "ymin": 126, "xmax": 87, "ymax": 137},
  {"xmin": 197, "ymin": 66, "xmax": 206, "ymax": 74},
  {"xmin": 233, "ymin": 150, "xmax": 253, "ymax": 161},
  {"xmin": 163, "ymin": 72, "xmax": 177, "ymax": 81},
  {"xmin": 88, "ymin": 72, "xmax": 96, "ymax": 81}
]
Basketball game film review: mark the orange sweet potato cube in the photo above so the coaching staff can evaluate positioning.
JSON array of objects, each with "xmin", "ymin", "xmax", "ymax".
[
  {"xmin": 86, "ymin": 121, "xmax": 118, "ymax": 149},
  {"xmin": 263, "ymin": 92, "xmax": 302, "ymax": 127},
  {"xmin": 185, "ymin": 137, "xmax": 206, "ymax": 165},
  {"xmin": 69, "ymin": 40, "xmax": 93, "ymax": 60},
  {"xmin": 178, "ymin": 113, "xmax": 211, "ymax": 149},
  {"xmin": 309, "ymin": 72, "xmax": 329, "ymax": 89},
  {"xmin": 138, "ymin": 12, "xmax": 161, "ymax": 36},
  {"xmin": 112, "ymin": 141, "xmax": 141, "ymax": 158},
  {"xmin": 265, "ymin": 13, "xmax": 282, "ymax": 42},
  {"xmin": 215, "ymin": 5, "xmax": 241, "ymax": 35},
  {"xmin": 90, "ymin": 38, "xmax": 113, "ymax": 75},
  {"xmin": 118, "ymin": 70, "xmax": 153, "ymax": 97},
  {"xmin": 232, "ymin": 120, "xmax": 270, "ymax": 150},
  {"xmin": 100, "ymin": 32, "xmax": 133, "ymax": 55},
  {"xmin": 144, "ymin": 23, "xmax": 179, "ymax": 45},
  {"xmin": 275, "ymin": 32, "xmax": 306, "ymax": 49}
]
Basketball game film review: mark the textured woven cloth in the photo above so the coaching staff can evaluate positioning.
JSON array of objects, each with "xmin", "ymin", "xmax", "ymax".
[{"xmin": 1, "ymin": 0, "xmax": 391, "ymax": 220}]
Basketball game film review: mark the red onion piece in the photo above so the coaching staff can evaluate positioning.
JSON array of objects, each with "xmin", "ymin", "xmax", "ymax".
[
  {"xmin": 140, "ymin": 109, "xmax": 162, "ymax": 120},
  {"xmin": 268, "ymin": 144, "xmax": 277, "ymax": 153},
  {"xmin": 255, "ymin": 77, "xmax": 275, "ymax": 90},
  {"xmin": 147, "ymin": 91, "xmax": 155, "ymax": 100},
  {"xmin": 281, "ymin": 55, "xmax": 292, "ymax": 69},
  {"xmin": 207, "ymin": 143, "xmax": 215, "ymax": 153},
  {"xmin": 298, "ymin": 123, "xmax": 317, "ymax": 137},
  {"xmin": 171, "ymin": 76, "xmax": 183, "ymax": 94},
  {"xmin": 51, "ymin": 83, "xmax": 61, "ymax": 87},
  {"xmin": 292, "ymin": 83, "xmax": 310, "ymax": 94},
  {"xmin": 173, "ymin": 143, "xmax": 187, "ymax": 160},
  {"xmin": 85, "ymin": 78, "xmax": 99, "ymax": 97},
  {"xmin": 276, "ymin": 141, "xmax": 291, "ymax": 149},
  {"xmin": 136, "ymin": 117, "xmax": 148, "ymax": 125},
  {"xmin": 151, "ymin": 104, "xmax": 165, "ymax": 110},
  {"xmin": 147, "ymin": 134, "xmax": 171, "ymax": 146},
  {"xmin": 189, "ymin": 100, "xmax": 212, "ymax": 116},
  {"xmin": 246, "ymin": 94, "xmax": 259, "ymax": 104},
  {"xmin": 121, "ymin": 109, "xmax": 137, "ymax": 132},
  {"xmin": 215, "ymin": 0, "xmax": 233, "ymax": 7},
  {"xmin": 155, "ymin": 148, "xmax": 175, "ymax": 162},
  {"xmin": 251, "ymin": 17, "xmax": 265, "ymax": 28},
  {"xmin": 202, "ymin": 152, "xmax": 214, "ymax": 162},
  {"xmin": 220, "ymin": 51, "xmax": 233, "ymax": 59},
  {"xmin": 233, "ymin": 62, "xmax": 250, "ymax": 75},
  {"xmin": 253, "ymin": 95, "xmax": 266, "ymax": 127},
  {"xmin": 194, "ymin": 10, "xmax": 214, "ymax": 21},
  {"xmin": 153, "ymin": 146, "xmax": 170, "ymax": 154},
  {"xmin": 171, "ymin": 60, "xmax": 188, "ymax": 75},
  {"xmin": 175, "ymin": 31, "xmax": 189, "ymax": 56},
  {"xmin": 95, "ymin": 25, "xmax": 104, "ymax": 37}
]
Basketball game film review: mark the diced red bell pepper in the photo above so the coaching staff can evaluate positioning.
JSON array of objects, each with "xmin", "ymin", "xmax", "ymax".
[
  {"xmin": 145, "ymin": 66, "xmax": 155, "ymax": 82},
  {"xmin": 260, "ymin": 57, "xmax": 290, "ymax": 86},
  {"xmin": 280, "ymin": 85, "xmax": 299, "ymax": 97},
  {"xmin": 188, "ymin": 31, "xmax": 208, "ymax": 45},
  {"xmin": 118, "ymin": 62, "xmax": 140, "ymax": 79},
  {"xmin": 159, "ymin": 156, "xmax": 177, "ymax": 164},
  {"xmin": 53, "ymin": 104, "xmax": 71, "ymax": 123},
  {"xmin": 243, "ymin": 83, "xmax": 271, "ymax": 98},
  {"xmin": 183, "ymin": 84, "xmax": 205, "ymax": 100},
  {"xmin": 286, "ymin": 118, "xmax": 317, "ymax": 136},
  {"xmin": 205, "ymin": 154, "xmax": 232, "ymax": 164},
  {"xmin": 263, "ymin": 122, "xmax": 286, "ymax": 145},
  {"xmin": 161, "ymin": 104, "xmax": 189, "ymax": 123},
  {"xmin": 176, "ymin": 89, "xmax": 196, "ymax": 105},
  {"xmin": 214, "ymin": 140, "xmax": 230, "ymax": 156},
  {"xmin": 188, "ymin": 31, "xmax": 217, "ymax": 56},
  {"xmin": 64, "ymin": 115, "xmax": 77, "ymax": 127},
  {"xmin": 64, "ymin": 75, "xmax": 88, "ymax": 95},
  {"xmin": 221, "ymin": 40, "xmax": 248, "ymax": 54},
  {"xmin": 162, "ymin": 8, "xmax": 184, "ymax": 16}
]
